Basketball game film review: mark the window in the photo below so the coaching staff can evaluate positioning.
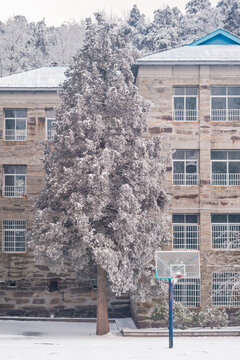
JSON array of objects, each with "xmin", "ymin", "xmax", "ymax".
[
  {"xmin": 46, "ymin": 109, "xmax": 56, "ymax": 140},
  {"xmin": 173, "ymin": 87, "xmax": 198, "ymax": 121},
  {"xmin": 174, "ymin": 278, "xmax": 200, "ymax": 307},
  {"xmin": 211, "ymin": 86, "xmax": 240, "ymax": 121},
  {"xmin": 3, "ymin": 165, "xmax": 27, "ymax": 197},
  {"xmin": 211, "ymin": 150, "xmax": 240, "ymax": 185},
  {"xmin": 173, "ymin": 150, "xmax": 199, "ymax": 185},
  {"xmin": 2, "ymin": 220, "xmax": 26, "ymax": 252},
  {"xmin": 172, "ymin": 214, "xmax": 199, "ymax": 249},
  {"xmin": 212, "ymin": 272, "xmax": 240, "ymax": 307},
  {"xmin": 4, "ymin": 109, "xmax": 27, "ymax": 140},
  {"xmin": 211, "ymin": 214, "xmax": 240, "ymax": 249}
]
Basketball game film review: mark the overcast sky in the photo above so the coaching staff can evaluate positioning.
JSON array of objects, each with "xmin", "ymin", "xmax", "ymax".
[{"xmin": 2, "ymin": 0, "xmax": 219, "ymax": 26}]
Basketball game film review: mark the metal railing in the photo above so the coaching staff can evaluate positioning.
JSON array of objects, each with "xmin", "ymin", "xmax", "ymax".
[
  {"xmin": 211, "ymin": 109, "xmax": 240, "ymax": 121},
  {"xmin": 173, "ymin": 173, "xmax": 199, "ymax": 185},
  {"xmin": 212, "ymin": 272, "xmax": 240, "ymax": 307},
  {"xmin": 5, "ymin": 129, "xmax": 27, "ymax": 141},
  {"xmin": 3, "ymin": 186, "xmax": 27, "ymax": 197},
  {"xmin": 211, "ymin": 173, "xmax": 240, "ymax": 186},
  {"xmin": 47, "ymin": 129, "xmax": 56, "ymax": 140},
  {"xmin": 173, "ymin": 224, "xmax": 199, "ymax": 249},
  {"xmin": 174, "ymin": 109, "xmax": 198, "ymax": 122},
  {"xmin": 212, "ymin": 224, "xmax": 240, "ymax": 249}
]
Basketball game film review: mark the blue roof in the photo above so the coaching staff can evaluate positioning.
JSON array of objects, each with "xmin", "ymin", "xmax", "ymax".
[{"xmin": 188, "ymin": 29, "xmax": 240, "ymax": 46}]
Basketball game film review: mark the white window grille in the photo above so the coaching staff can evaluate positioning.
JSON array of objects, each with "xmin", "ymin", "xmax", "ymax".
[
  {"xmin": 211, "ymin": 150, "xmax": 240, "ymax": 185},
  {"xmin": 212, "ymin": 272, "xmax": 240, "ymax": 307},
  {"xmin": 172, "ymin": 214, "xmax": 199, "ymax": 249},
  {"xmin": 3, "ymin": 165, "xmax": 27, "ymax": 197},
  {"xmin": 211, "ymin": 86, "xmax": 240, "ymax": 121},
  {"xmin": 2, "ymin": 220, "xmax": 26, "ymax": 252},
  {"xmin": 173, "ymin": 150, "xmax": 199, "ymax": 185},
  {"xmin": 173, "ymin": 87, "xmax": 198, "ymax": 122},
  {"xmin": 174, "ymin": 278, "xmax": 200, "ymax": 307},
  {"xmin": 4, "ymin": 109, "xmax": 27, "ymax": 141},
  {"xmin": 211, "ymin": 214, "xmax": 240, "ymax": 249},
  {"xmin": 45, "ymin": 109, "xmax": 56, "ymax": 140}
]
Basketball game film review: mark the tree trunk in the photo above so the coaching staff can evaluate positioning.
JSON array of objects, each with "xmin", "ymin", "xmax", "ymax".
[{"xmin": 96, "ymin": 265, "xmax": 110, "ymax": 335}]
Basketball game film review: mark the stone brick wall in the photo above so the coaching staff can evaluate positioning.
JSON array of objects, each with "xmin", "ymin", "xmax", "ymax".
[
  {"xmin": 133, "ymin": 64, "xmax": 240, "ymax": 327},
  {"xmin": 0, "ymin": 90, "xmax": 130, "ymax": 318}
]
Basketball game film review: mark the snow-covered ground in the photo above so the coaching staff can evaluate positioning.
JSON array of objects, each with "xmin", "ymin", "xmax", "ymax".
[{"xmin": 0, "ymin": 320, "xmax": 239, "ymax": 360}]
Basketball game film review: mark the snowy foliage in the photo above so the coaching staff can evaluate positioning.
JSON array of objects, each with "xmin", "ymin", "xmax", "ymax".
[
  {"xmin": 30, "ymin": 14, "xmax": 170, "ymax": 300},
  {"xmin": 151, "ymin": 300, "xmax": 194, "ymax": 329},
  {"xmin": 0, "ymin": 16, "xmax": 85, "ymax": 76},
  {"xmin": 197, "ymin": 307, "xmax": 229, "ymax": 328}
]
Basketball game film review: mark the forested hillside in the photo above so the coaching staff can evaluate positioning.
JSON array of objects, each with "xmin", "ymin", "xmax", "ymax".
[{"xmin": 0, "ymin": 0, "xmax": 239, "ymax": 76}]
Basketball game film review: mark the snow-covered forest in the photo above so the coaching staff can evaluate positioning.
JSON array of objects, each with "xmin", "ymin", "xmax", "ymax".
[{"xmin": 0, "ymin": 0, "xmax": 239, "ymax": 76}]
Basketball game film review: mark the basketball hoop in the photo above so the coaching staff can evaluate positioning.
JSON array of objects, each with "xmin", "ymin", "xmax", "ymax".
[{"xmin": 173, "ymin": 273, "xmax": 184, "ymax": 284}]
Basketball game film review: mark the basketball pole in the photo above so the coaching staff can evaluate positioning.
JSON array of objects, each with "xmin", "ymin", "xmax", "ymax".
[{"xmin": 168, "ymin": 279, "xmax": 173, "ymax": 348}]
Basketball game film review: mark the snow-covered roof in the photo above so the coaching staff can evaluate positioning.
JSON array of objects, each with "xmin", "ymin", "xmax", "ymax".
[
  {"xmin": 137, "ymin": 45, "xmax": 240, "ymax": 65},
  {"xmin": 137, "ymin": 29, "xmax": 240, "ymax": 66},
  {"xmin": 0, "ymin": 66, "xmax": 68, "ymax": 91}
]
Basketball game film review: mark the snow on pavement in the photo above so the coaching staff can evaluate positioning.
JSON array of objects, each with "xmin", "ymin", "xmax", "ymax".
[{"xmin": 0, "ymin": 320, "xmax": 239, "ymax": 360}]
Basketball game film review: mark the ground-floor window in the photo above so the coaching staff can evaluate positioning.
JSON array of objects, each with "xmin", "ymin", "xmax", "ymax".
[
  {"xmin": 212, "ymin": 272, "xmax": 240, "ymax": 307},
  {"xmin": 173, "ymin": 278, "xmax": 200, "ymax": 307},
  {"xmin": 2, "ymin": 220, "xmax": 26, "ymax": 252}
]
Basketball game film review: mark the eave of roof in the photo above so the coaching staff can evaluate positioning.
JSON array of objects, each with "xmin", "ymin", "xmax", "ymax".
[{"xmin": 0, "ymin": 66, "xmax": 67, "ymax": 91}]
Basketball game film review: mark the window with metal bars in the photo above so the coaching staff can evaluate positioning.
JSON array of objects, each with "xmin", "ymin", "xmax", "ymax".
[
  {"xmin": 2, "ymin": 220, "xmax": 26, "ymax": 252},
  {"xmin": 211, "ymin": 150, "xmax": 240, "ymax": 186},
  {"xmin": 4, "ymin": 109, "xmax": 27, "ymax": 141},
  {"xmin": 172, "ymin": 214, "xmax": 199, "ymax": 249},
  {"xmin": 211, "ymin": 86, "xmax": 240, "ymax": 121},
  {"xmin": 173, "ymin": 278, "xmax": 200, "ymax": 307},
  {"xmin": 173, "ymin": 87, "xmax": 198, "ymax": 122},
  {"xmin": 212, "ymin": 272, "xmax": 240, "ymax": 307},
  {"xmin": 3, "ymin": 165, "xmax": 27, "ymax": 197},
  {"xmin": 211, "ymin": 214, "xmax": 240, "ymax": 249},
  {"xmin": 45, "ymin": 109, "xmax": 56, "ymax": 141},
  {"xmin": 172, "ymin": 150, "xmax": 199, "ymax": 185}
]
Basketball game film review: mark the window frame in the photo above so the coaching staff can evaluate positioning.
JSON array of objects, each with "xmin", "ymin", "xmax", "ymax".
[
  {"xmin": 172, "ymin": 86, "xmax": 198, "ymax": 122},
  {"xmin": 211, "ymin": 86, "xmax": 240, "ymax": 122},
  {"xmin": 211, "ymin": 150, "xmax": 240, "ymax": 186},
  {"xmin": 211, "ymin": 213, "xmax": 240, "ymax": 250},
  {"xmin": 2, "ymin": 220, "xmax": 27, "ymax": 253},
  {"xmin": 45, "ymin": 109, "xmax": 56, "ymax": 141},
  {"xmin": 172, "ymin": 214, "xmax": 200, "ymax": 250},
  {"xmin": 4, "ymin": 109, "xmax": 27, "ymax": 141},
  {"xmin": 212, "ymin": 272, "xmax": 240, "ymax": 307},
  {"xmin": 172, "ymin": 150, "xmax": 199, "ymax": 186},
  {"xmin": 3, "ymin": 165, "xmax": 27, "ymax": 198}
]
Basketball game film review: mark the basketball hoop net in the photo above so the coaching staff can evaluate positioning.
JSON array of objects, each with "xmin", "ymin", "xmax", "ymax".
[{"xmin": 173, "ymin": 273, "xmax": 184, "ymax": 284}]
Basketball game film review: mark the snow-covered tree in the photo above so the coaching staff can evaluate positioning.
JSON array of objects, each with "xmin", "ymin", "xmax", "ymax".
[
  {"xmin": 30, "ymin": 14, "xmax": 169, "ymax": 335},
  {"xmin": 145, "ymin": 6, "xmax": 182, "ymax": 52},
  {"xmin": 127, "ymin": 4, "xmax": 147, "ymax": 51},
  {"xmin": 221, "ymin": 0, "xmax": 240, "ymax": 36},
  {"xmin": 180, "ymin": 0, "xmax": 223, "ymax": 44},
  {"xmin": 49, "ymin": 21, "xmax": 85, "ymax": 66}
]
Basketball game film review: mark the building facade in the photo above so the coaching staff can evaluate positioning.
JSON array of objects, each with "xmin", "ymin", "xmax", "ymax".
[
  {"xmin": 132, "ymin": 29, "xmax": 240, "ymax": 326},
  {"xmin": 0, "ymin": 29, "xmax": 240, "ymax": 323},
  {"xmin": 0, "ymin": 66, "xmax": 129, "ymax": 317}
]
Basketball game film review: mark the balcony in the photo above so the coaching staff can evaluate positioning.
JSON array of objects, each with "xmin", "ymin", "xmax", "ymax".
[
  {"xmin": 173, "ymin": 224, "xmax": 199, "ymax": 249},
  {"xmin": 173, "ymin": 109, "xmax": 198, "ymax": 122},
  {"xmin": 3, "ymin": 186, "xmax": 27, "ymax": 197},
  {"xmin": 4, "ymin": 129, "xmax": 27, "ymax": 141},
  {"xmin": 211, "ymin": 173, "xmax": 240, "ymax": 186},
  {"xmin": 173, "ymin": 173, "xmax": 199, "ymax": 185},
  {"xmin": 212, "ymin": 224, "xmax": 240, "ymax": 249},
  {"xmin": 211, "ymin": 109, "xmax": 240, "ymax": 122}
]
